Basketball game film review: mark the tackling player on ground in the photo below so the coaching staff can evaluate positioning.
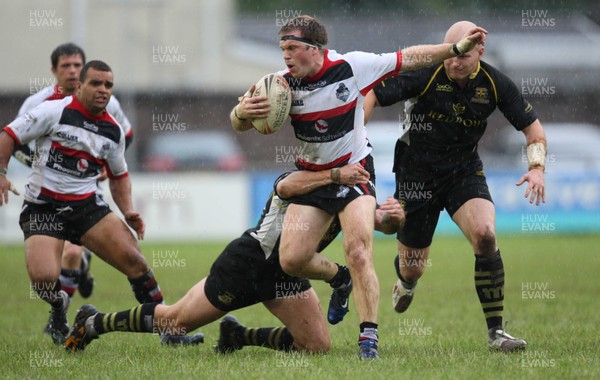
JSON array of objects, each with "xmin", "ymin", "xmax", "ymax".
[
  {"xmin": 63, "ymin": 165, "xmax": 404, "ymax": 353},
  {"xmin": 364, "ymin": 21, "xmax": 546, "ymax": 352}
]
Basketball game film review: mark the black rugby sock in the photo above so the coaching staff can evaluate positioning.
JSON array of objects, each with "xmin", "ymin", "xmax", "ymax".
[
  {"xmin": 59, "ymin": 268, "xmax": 80, "ymax": 298},
  {"xmin": 129, "ymin": 269, "xmax": 164, "ymax": 304},
  {"xmin": 327, "ymin": 264, "xmax": 350, "ymax": 288},
  {"xmin": 394, "ymin": 255, "xmax": 417, "ymax": 289},
  {"xmin": 235, "ymin": 326, "xmax": 295, "ymax": 351},
  {"xmin": 474, "ymin": 250, "xmax": 504, "ymax": 330},
  {"xmin": 93, "ymin": 303, "xmax": 159, "ymax": 335},
  {"xmin": 33, "ymin": 280, "xmax": 63, "ymax": 307}
]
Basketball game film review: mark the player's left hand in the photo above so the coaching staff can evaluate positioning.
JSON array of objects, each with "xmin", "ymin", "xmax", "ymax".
[
  {"xmin": 237, "ymin": 84, "xmax": 270, "ymax": 120},
  {"xmin": 516, "ymin": 167, "xmax": 545, "ymax": 205},
  {"xmin": 124, "ymin": 211, "xmax": 145, "ymax": 240}
]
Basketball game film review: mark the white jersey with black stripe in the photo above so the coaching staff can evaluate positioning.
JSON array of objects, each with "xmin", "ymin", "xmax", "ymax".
[
  {"xmin": 277, "ymin": 49, "xmax": 402, "ymax": 171},
  {"xmin": 18, "ymin": 84, "xmax": 133, "ymax": 138},
  {"xmin": 4, "ymin": 96, "xmax": 127, "ymax": 204}
]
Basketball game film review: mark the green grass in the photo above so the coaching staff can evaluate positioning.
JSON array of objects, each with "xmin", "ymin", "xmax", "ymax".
[{"xmin": 2, "ymin": 235, "xmax": 599, "ymax": 379}]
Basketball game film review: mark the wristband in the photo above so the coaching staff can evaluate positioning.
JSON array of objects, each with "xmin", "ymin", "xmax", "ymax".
[
  {"xmin": 233, "ymin": 106, "xmax": 246, "ymax": 121},
  {"xmin": 526, "ymin": 142, "xmax": 546, "ymax": 171},
  {"xmin": 0, "ymin": 168, "xmax": 7, "ymax": 176},
  {"xmin": 450, "ymin": 43, "xmax": 462, "ymax": 56},
  {"xmin": 330, "ymin": 168, "xmax": 340, "ymax": 184}
]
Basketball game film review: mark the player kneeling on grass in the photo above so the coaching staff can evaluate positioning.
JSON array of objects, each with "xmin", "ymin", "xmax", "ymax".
[{"xmin": 64, "ymin": 164, "xmax": 404, "ymax": 353}]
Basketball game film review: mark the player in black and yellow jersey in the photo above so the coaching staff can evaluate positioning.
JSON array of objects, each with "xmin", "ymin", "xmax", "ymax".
[{"xmin": 364, "ymin": 21, "xmax": 547, "ymax": 352}]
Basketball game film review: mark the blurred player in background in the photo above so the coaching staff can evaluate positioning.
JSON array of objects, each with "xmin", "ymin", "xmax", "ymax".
[
  {"xmin": 64, "ymin": 164, "xmax": 404, "ymax": 353},
  {"xmin": 0, "ymin": 61, "xmax": 161, "ymax": 345},
  {"xmin": 231, "ymin": 15, "xmax": 486, "ymax": 359},
  {"xmin": 364, "ymin": 21, "xmax": 547, "ymax": 352},
  {"xmin": 12, "ymin": 43, "xmax": 135, "ymax": 340}
]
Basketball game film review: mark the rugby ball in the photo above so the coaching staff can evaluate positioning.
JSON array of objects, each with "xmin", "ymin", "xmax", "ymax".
[{"xmin": 251, "ymin": 73, "xmax": 292, "ymax": 135}]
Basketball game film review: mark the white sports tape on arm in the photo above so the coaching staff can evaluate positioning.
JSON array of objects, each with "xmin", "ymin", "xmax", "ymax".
[{"xmin": 526, "ymin": 142, "xmax": 546, "ymax": 170}]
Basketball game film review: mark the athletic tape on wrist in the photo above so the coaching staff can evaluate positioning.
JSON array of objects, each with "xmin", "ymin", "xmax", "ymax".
[
  {"xmin": 526, "ymin": 142, "xmax": 546, "ymax": 170},
  {"xmin": 451, "ymin": 43, "xmax": 462, "ymax": 56}
]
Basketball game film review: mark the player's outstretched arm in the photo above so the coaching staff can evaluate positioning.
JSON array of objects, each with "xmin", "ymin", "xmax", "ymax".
[
  {"xmin": 516, "ymin": 119, "xmax": 547, "ymax": 205},
  {"xmin": 230, "ymin": 85, "xmax": 270, "ymax": 132},
  {"xmin": 276, "ymin": 163, "xmax": 370, "ymax": 199},
  {"xmin": 400, "ymin": 26, "xmax": 487, "ymax": 72},
  {"xmin": 109, "ymin": 176, "xmax": 145, "ymax": 239}
]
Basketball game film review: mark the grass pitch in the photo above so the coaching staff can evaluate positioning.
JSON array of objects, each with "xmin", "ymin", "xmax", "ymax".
[{"xmin": 2, "ymin": 234, "xmax": 599, "ymax": 379}]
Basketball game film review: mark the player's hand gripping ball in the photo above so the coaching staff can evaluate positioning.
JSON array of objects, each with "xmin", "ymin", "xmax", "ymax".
[{"xmin": 251, "ymin": 73, "xmax": 292, "ymax": 135}]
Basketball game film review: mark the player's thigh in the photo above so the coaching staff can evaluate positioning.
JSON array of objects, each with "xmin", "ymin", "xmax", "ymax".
[
  {"xmin": 339, "ymin": 195, "xmax": 376, "ymax": 253},
  {"xmin": 263, "ymin": 288, "xmax": 330, "ymax": 352},
  {"xmin": 158, "ymin": 278, "xmax": 226, "ymax": 332},
  {"xmin": 452, "ymin": 198, "xmax": 496, "ymax": 247},
  {"xmin": 24, "ymin": 235, "xmax": 64, "ymax": 282},
  {"xmin": 280, "ymin": 203, "xmax": 332, "ymax": 258},
  {"xmin": 80, "ymin": 212, "xmax": 147, "ymax": 277}
]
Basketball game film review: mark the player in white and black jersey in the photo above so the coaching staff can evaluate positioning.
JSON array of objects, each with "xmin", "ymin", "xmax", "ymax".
[
  {"xmin": 14, "ymin": 43, "xmax": 133, "ymax": 166},
  {"xmin": 13, "ymin": 44, "xmax": 136, "ymax": 324},
  {"xmin": 0, "ymin": 61, "xmax": 161, "ymax": 345},
  {"xmin": 231, "ymin": 15, "xmax": 486, "ymax": 359},
  {"xmin": 63, "ymin": 165, "xmax": 404, "ymax": 353}
]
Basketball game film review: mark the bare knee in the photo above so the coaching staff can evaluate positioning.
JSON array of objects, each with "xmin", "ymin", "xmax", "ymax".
[
  {"xmin": 127, "ymin": 251, "xmax": 149, "ymax": 277},
  {"xmin": 154, "ymin": 305, "xmax": 190, "ymax": 334},
  {"xmin": 344, "ymin": 239, "xmax": 371, "ymax": 270},
  {"xmin": 27, "ymin": 264, "xmax": 60, "ymax": 284},
  {"xmin": 471, "ymin": 224, "xmax": 497, "ymax": 254},
  {"xmin": 399, "ymin": 247, "xmax": 428, "ymax": 281},
  {"xmin": 62, "ymin": 244, "xmax": 82, "ymax": 268},
  {"xmin": 294, "ymin": 334, "xmax": 330, "ymax": 353},
  {"xmin": 279, "ymin": 244, "xmax": 311, "ymax": 277},
  {"xmin": 112, "ymin": 245, "xmax": 149, "ymax": 278}
]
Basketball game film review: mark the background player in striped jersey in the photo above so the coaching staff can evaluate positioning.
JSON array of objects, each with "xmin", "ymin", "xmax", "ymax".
[
  {"xmin": 0, "ymin": 61, "xmax": 161, "ymax": 345},
  {"xmin": 364, "ymin": 21, "xmax": 546, "ymax": 352},
  {"xmin": 64, "ymin": 164, "xmax": 404, "ymax": 353},
  {"xmin": 13, "ymin": 43, "xmax": 135, "ymax": 339},
  {"xmin": 231, "ymin": 15, "xmax": 486, "ymax": 359}
]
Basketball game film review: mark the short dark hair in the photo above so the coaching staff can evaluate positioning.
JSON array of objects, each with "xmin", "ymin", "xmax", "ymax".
[
  {"xmin": 51, "ymin": 43, "xmax": 86, "ymax": 68},
  {"xmin": 279, "ymin": 15, "xmax": 328, "ymax": 48},
  {"xmin": 79, "ymin": 60, "xmax": 112, "ymax": 82}
]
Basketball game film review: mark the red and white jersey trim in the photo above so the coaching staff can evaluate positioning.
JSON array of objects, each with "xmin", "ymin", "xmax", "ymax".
[
  {"xmin": 5, "ymin": 96, "xmax": 127, "ymax": 204},
  {"xmin": 278, "ymin": 49, "xmax": 402, "ymax": 169}
]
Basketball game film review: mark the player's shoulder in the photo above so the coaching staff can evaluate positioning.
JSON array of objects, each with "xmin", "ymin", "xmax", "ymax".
[
  {"xmin": 479, "ymin": 61, "xmax": 510, "ymax": 81},
  {"xmin": 18, "ymin": 86, "xmax": 55, "ymax": 115},
  {"xmin": 407, "ymin": 64, "xmax": 443, "ymax": 80},
  {"xmin": 332, "ymin": 49, "xmax": 377, "ymax": 63},
  {"xmin": 107, "ymin": 94, "xmax": 122, "ymax": 110},
  {"xmin": 32, "ymin": 95, "xmax": 72, "ymax": 115},
  {"xmin": 478, "ymin": 60, "xmax": 517, "ymax": 89}
]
